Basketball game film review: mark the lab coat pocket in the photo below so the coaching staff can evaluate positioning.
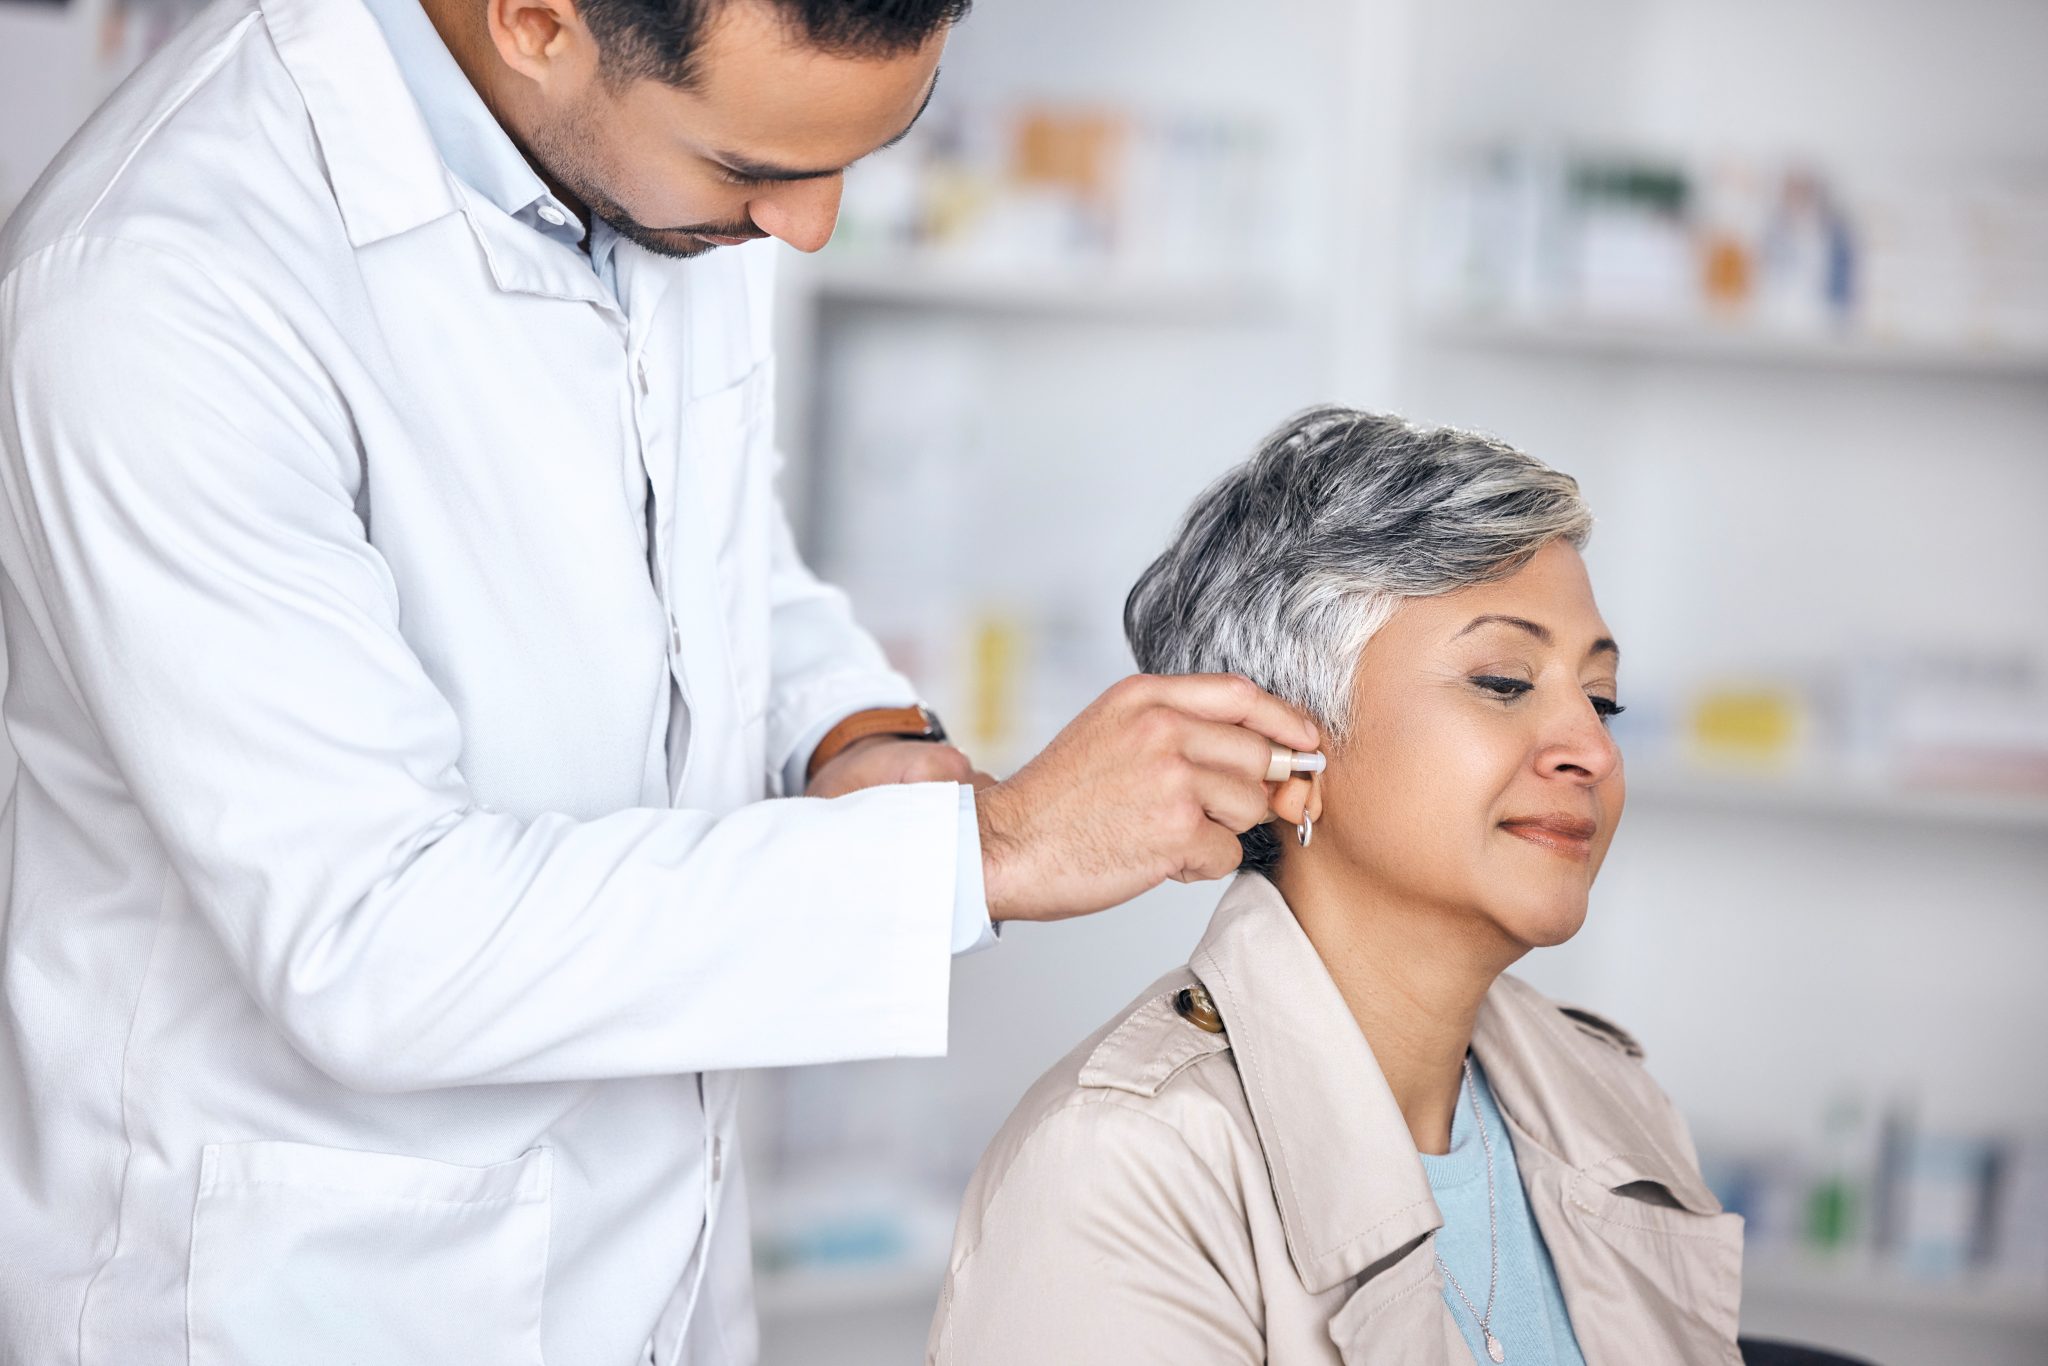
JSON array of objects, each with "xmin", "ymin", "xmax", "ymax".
[{"xmin": 187, "ymin": 1140, "xmax": 552, "ymax": 1366}]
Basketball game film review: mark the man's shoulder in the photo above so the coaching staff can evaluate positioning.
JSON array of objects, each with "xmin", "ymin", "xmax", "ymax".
[{"xmin": 2, "ymin": 0, "xmax": 328, "ymax": 282}]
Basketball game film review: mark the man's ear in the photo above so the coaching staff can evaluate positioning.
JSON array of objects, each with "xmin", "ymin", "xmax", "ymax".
[{"xmin": 485, "ymin": 0, "xmax": 595, "ymax": 87}]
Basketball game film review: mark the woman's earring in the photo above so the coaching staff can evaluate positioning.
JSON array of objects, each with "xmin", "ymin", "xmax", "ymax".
[{"xmin": 1297, "ymin": 812, "xmax": 1313, "ymax": 847}]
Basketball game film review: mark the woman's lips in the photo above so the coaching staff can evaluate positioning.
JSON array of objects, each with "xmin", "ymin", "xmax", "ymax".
[{"xmin": 1498, "ymin": 814, "xmax": 1597, "ymax": 861}]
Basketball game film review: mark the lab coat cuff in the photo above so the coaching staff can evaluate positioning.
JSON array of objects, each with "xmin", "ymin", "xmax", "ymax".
[{"xmin": 952, "ymin": 786, "xmax": 999, "ymax": 955}]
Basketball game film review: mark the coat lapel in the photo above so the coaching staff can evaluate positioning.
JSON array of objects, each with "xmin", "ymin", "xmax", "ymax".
[
  {"xmin": 1191, "ymin": 875, "xmax": 1744, "ymax": 1366},
  {"xmin": 1189, "ymin": 875, "xmax": 1444, "ymax": 1297},
  {"xmin": 1474, "ymin": 978, "xmax": 1745, "ymax": 1365}
]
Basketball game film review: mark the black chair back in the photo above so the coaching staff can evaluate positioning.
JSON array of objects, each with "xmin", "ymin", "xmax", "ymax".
[{"xmin": 1738, "ymin": 1337, "xmax": 1878, "ymax": 1366}]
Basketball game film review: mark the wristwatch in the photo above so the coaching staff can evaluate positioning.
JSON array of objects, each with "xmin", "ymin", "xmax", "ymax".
[{"xmin": 804, "ymin": 703, "xmax": 950, "ymax": 783}]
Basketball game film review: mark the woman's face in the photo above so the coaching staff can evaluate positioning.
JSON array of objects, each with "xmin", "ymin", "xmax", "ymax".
[{"xmin": 1310, "ymin": 539, "xmax": 1625, "ymax": 950}]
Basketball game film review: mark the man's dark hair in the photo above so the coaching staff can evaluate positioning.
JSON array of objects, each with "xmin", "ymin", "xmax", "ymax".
[{"xmin": 579, "ymin": 0, "xmax": 970, "ymax": 88}]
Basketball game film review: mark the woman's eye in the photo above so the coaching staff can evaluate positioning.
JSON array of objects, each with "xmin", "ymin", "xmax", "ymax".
[
  {"xmin": 1591, "ymin": 696, "xmax": 1627, "ymax": 721},
  {"xmin": 1471, "ymin": 675, "xmax": 1533, "ymax": 699}
]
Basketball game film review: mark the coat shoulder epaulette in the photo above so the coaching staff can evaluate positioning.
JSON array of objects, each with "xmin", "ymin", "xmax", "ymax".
[
  {"xmin": 1556, "ymin": 1002, "xmax": 1645, "ymax": 1061},
  {"xmin": 1077, "ymin": 976, "xmax": 1233, "ymax": 1099}
]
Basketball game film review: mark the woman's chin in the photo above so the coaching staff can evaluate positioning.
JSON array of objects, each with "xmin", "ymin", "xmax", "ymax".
[{"xmin": 1492, "ymin": 898, "xmax": 1590, "ymax": 950}]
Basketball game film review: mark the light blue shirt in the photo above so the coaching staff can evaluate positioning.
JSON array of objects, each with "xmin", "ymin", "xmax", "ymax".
[
  {"xmin": 1420, "ymin": 1058, "xmax": 1588, "ymax": 1366},
  {"xmin": 357, "ymin": 0, "xmax": 993, "ymax": 951}
]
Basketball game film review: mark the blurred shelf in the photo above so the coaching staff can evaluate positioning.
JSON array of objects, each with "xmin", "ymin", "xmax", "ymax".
[
  {"xmin": 755, "ymin": 1259, "xmax": 947, "ymax": 1319},
  {"xmin": 1416, "ymin": 311, "xmax": 2048, "ymax": 377},
  {"xmin": 803, "ymin": 255, "xmax": 1299, "ymax": 323},
  {"xmin": 1746, "ymin": 1253, "xmax": 2048, "ymax": 1327},
  {"xmin": 1624, "ymin": 762, "xmax": 2048, "ymax": 830}
]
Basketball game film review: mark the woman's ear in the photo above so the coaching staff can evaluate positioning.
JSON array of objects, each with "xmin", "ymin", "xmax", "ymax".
[{"xmin": 1266, "ymin": 770, "xmax": 1315, "ymax": 827}]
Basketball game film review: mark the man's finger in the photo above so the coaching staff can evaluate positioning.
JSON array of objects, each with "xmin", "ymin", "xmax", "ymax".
[
  {"xmin": 1192, "ymin": 768, "xmax": 1275, "ymax": 836},
  {"xmin": 1178, "ymin": 717, "xmax": 1290, "ymax": 784},
  {"xmin": 1151, "ymin": 674, "xmax": 1318, "ymax": 753},
  {"xmin": 1171, "ymin": 822, "xmax": 1247, "ymax": 884}
]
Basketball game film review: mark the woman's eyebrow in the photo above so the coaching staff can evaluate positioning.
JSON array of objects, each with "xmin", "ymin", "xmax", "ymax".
[
  {"xmin": 1455, "ymin": 613, "xmax": 1551, "ymax": 644},
  {"xmin": 1453, "ymin": 613, "xmax": 1621, "ymax": 661}
]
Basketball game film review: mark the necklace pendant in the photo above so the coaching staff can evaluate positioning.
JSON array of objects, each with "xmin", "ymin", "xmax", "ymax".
[{"xmin": 1486, "ymin": 1333, "xmax": 1506, "ymax": 1363}]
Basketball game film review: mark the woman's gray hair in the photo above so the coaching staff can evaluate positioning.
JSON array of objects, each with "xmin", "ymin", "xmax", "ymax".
[{"xmin": 1123, "ymin": 406, "xmax": 1593, "ymax": 873}]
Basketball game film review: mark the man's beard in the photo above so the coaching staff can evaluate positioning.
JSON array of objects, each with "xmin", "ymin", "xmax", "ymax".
[
  {"xmin": 587, "ymin": 192, "xmax": 755, "ymax": 260},
  {"xmin": 530, "ymin": 115, "xmax": 760, "ymax": 260}
]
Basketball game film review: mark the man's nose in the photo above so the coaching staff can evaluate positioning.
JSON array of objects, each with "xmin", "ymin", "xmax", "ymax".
[{"xmin": 751, "ymin": 175, "xmax": 845, "ymax": 254}]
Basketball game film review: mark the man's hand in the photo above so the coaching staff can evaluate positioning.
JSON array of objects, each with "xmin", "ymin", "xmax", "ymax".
[
  {"xmin": 974, "ymin": 674, "xmax": 1319, "ymax": 925},
  {"xmin": 806, "ymin": 734, "xmax": 997, "ymax": 799}
]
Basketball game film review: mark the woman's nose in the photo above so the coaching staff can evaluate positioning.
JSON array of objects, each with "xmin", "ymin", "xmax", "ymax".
[
  {"xmin": 751, "ymin": 176, "xmax": 846, "ymax": 254},
  {"xmin": 1536, "ymin": 698, "xmax": 1622, "ymax": 784}
]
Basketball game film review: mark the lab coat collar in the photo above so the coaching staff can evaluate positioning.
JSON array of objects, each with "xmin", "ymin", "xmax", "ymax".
[
  {"xmin": 454, "ymin": 176, "xmax": 618, "ymax": 313},
  {"xmin": 1189, "ymin": 872, "xmax": 1719, "ymax": 1298},
  {"xmin": 265, "ymin": 0, "xmax": 622, "ymax": 310},
  {"xmin": 353, "ymin": 0, "xmax": 552, "ymax": 226},
  {"xmin": 261, "ymin": 0, "xmax": 461, "ymax": 248}
]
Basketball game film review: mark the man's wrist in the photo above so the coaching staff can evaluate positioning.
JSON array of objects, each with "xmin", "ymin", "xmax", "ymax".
[
  {"xmin": 974, "ymin": 783, "xmax": 1019, "ymax": 923},
  {"xmin": 805, "ymin": 704, "xmax": 947, "ymax": 784}
]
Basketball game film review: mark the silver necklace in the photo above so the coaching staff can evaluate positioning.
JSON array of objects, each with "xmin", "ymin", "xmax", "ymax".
[{"xmin": 1434, "ymin": 1057, "xmax": 1506, "ymax": 1364}]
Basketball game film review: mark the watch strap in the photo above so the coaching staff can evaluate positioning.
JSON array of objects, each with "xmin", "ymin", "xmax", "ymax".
[{"xmin": 805, "ymin": 704, "xmax": 948, "ymax": 783}]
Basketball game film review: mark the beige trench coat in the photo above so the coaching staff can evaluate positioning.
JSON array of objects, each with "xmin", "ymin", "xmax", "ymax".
[{"xmin": 928, "ymin": 873, "xmax": 1745, "ymax": 1365}]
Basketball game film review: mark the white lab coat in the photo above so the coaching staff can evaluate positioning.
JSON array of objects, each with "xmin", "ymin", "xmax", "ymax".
[{"xmin": 0, "ymin": 0, "xmax": 965, "ymax": 1359}]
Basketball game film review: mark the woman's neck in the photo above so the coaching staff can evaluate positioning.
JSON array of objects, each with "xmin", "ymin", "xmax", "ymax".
[{"xmin": 1272, "ymin": 853, "xmax": 1522, "ymax": 1156}]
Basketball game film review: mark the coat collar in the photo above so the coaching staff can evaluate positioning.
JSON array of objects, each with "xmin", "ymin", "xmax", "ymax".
[
  {"xmin": 260, "ymin": 0, "xmax": 460, "ymax": 248},
  {"xmin": 258, "ymin": 0, "xmax": 621, "ymax": 311},
  {"xmin": 1188, "ymin": 872, "xmax": 1717, "ymax": 1298}
]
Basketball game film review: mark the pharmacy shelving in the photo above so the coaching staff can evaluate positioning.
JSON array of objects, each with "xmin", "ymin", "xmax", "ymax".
[
  {"xmin": 753, "ymin": 1258, "xmax": 947, "ymax": 1320},
  {"xmin": 810, "ymin": 255, "xmax": 1301, "ymax": 324},
  {"xmin": 1416, "ymin": 311, "xmax": 2048, "ymax": 379},
  {"xmin": 1622, "ymin": 762, "xmax": 2048, "ymax": 831},
  {"xmin": 1745, "ymin": 1254, "xmax": 2048, "ymax": 1330}
]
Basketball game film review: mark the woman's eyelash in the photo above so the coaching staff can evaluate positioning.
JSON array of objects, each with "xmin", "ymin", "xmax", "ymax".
[{"xmin": 1470, "ymin": 675, "xmax": 1626, "ymax": 720}]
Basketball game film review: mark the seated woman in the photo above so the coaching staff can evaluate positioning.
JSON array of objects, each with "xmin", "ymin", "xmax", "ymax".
[{"xmin": 927, "ymin": 408, "xmax": 1743, "ymax": 1366}]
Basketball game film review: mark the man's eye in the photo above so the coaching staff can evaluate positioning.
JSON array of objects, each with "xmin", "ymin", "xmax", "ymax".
[{"xmin": 716, "ymin": 168, "xmax": 767, "ymax": 188}]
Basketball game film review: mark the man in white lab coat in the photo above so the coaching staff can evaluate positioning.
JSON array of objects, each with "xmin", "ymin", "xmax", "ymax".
[{"xmin": 0, "ymin": 0, "xmax": 1319, "ymax": 1361}]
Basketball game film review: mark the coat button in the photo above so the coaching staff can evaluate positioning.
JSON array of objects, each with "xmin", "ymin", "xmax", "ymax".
[{"xmin": 1173, "ymin": 984, "xmax": 1224, "ymax": 1034}]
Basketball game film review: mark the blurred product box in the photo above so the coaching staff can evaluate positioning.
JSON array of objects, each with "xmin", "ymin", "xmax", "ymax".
[{"xmin": 833, "ymin": 100, "xmax": 1278, "ymax": 280}]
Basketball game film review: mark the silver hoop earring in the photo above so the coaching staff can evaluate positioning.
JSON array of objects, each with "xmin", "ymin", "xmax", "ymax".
[{"xmin": 1297, "ymin": 813, "xmax": 1313, "ymax": 848}]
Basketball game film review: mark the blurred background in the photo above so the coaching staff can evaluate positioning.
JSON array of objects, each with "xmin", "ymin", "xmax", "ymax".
[{"xmin": 5, "ymin": 0, "xmax": 2046, "ymax": 1362}]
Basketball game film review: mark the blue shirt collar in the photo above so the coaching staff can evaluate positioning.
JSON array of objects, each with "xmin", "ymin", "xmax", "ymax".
[{"xmin": 356, "ymin": 0, "xmax": 620, "ymax": 284}]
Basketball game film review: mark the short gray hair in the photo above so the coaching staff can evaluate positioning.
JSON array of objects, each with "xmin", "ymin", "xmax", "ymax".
[{"xmin": 1123, "ymin": 407, "xmax": 1593, "ymax": 872}]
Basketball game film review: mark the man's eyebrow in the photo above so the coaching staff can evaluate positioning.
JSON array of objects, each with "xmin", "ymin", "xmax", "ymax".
[
  {"xmin": 1453, "ymin": 613, "xmax": 1621, "ymax": 661},
  {"xmin": 708, "ymin": 68, "xmax": 942, "ymax": 183}
]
